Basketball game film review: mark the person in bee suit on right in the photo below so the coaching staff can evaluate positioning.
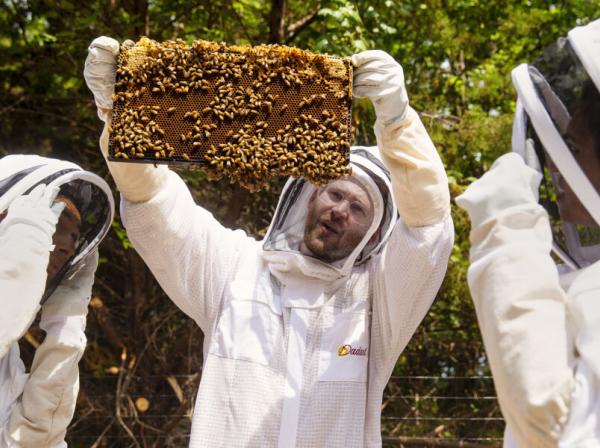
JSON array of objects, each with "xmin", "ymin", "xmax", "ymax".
[
  {"xmin": 85, "ymin": 37, "xmax": 454, "ymax": 447},
  {"xmin": 456, "ymin": 18, "xmax": 600, "ymax": 447}
]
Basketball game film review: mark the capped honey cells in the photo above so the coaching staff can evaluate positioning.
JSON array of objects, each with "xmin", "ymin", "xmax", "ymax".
[{"xmin": 108, "ymin": 37, "xmax": 353, "ymax": 191}]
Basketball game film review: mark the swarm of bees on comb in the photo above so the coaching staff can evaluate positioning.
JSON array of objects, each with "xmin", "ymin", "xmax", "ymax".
[{"xmin": 108, "ymin": 37, "xmax": 353, "ymax": 191}]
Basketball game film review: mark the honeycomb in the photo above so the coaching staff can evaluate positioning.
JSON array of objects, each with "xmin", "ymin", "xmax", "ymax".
[{"xmin": 108, "ymin": 37, "xmax": 353, "ymax": 190}]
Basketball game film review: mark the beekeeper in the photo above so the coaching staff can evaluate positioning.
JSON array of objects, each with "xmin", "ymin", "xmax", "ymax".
[
  {"xmin": 456, "ymin": 18, "xmax": 600, "ymax": 448},
  {"xmin": 0, "ymin": 155, "xmax": 114, "ymax": 447},
  {"xmin": 85, "ymin": 37, "xmax": 453, "ymax": 447}
]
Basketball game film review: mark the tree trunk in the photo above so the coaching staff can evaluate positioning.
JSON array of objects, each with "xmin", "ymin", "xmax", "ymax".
[
  {"xmin": 126, "ymin": 249, "xmax": 149, "ymax": 345},
  {"xmin": 125, "ymin": 0, "xmax": 149, "ymax": 36},
  {"xmin": 269, "ymin": 0, "xmax": 287, "ymax": 43},
  {"xmin": 223, "ymin": 185, "xmax": 249, "ymax": 228}
]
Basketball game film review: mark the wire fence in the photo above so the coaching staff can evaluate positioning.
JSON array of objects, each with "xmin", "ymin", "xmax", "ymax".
[{"xmin": 66, "ymin": 374, "xmax": 504, "ymax": 447}]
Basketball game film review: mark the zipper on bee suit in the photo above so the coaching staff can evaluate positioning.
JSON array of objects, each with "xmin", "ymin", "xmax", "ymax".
[{"xmin": 277, "ymin": 307, "xmax": 310, "ymax": 448}]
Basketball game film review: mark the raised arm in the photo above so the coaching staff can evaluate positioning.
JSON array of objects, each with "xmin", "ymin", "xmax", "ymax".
[
  {"xmin": 353, "ymin": 51, "xmax": 453, "ymax": 357},
  {"xmin": 0, "ymin": 185, "xmax": 63, "ymax": 358},
  {"xmin": 120, "ymin": 169, "xmax": 254, "ymax": 332},
  {"xmin": 456, "ymin": 153, "xmax": 575, "ymax": 447},
  {"xmin": 353, "ymin": 50, "xmax": 450, "ymax": 228},
  {"xmin": 8, "ymin": 251, "xmax": 97, "ymax": 448},
  {"xmin": 85, "ymin": 37, "xmax": 252, "ymax": 331},
  {"xmin": 83, "ymin": 37, "xmax": 169, "ymax": 204}
]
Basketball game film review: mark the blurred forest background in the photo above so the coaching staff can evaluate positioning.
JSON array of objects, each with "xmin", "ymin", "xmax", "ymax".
[{"xmin": 1, "ymin": 0, "xmax": 598, "ymax": 446}]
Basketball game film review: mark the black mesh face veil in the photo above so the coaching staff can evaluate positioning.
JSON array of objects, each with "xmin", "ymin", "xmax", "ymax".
[
  {"xmin": 530, "ymin": 38, "xmax": 594, "ymax": 139},
  {"xmin": 512, "ymin": 24, "xmax": 600, "ymax": 269},
  {"xmin": 42, "ymin": 178, "xmax": 113, "ymax": 302}
]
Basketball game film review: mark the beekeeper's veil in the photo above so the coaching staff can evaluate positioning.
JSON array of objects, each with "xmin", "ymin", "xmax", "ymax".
[
  {"xmin": 512, "ymin": 18, "xmax": 600, "ymax": 269},
  {"xmin": 0, "ymin": 154, "xmax": 114, "ymax": 304},
  {"xmin": 262, "ymin": 146, "xmax": 397, "ymax": 284}
]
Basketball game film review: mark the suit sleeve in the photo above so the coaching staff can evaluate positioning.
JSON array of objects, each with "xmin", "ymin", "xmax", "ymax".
[
  {"xmin": 455, "ymin": 154, "xmax": 575, "ymax": 447},
  {"xmin": 7, "ymin": 256, "xmax": 95, "ymax": 448},
  {"xmin": 372, "ymin": 107, "xmax": 453, "ymax": 359},
  {"xmin": 121, "ymin": 170, "xmax": 253, "ymax": 332},
  {"xmin": 0, "ymin": 213, "xmax": 53, "ymax": 358}
]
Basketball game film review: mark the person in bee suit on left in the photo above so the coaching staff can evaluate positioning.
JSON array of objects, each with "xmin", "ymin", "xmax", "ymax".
[{"xmin": 0, "ymin": 155, "xmax": 114, "ymax": 448}]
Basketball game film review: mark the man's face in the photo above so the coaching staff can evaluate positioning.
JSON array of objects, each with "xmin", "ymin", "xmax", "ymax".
[
  {"xmin": 553, "ymin": 108, "xmax": 600, "ymax": 227},
  {"xmin": 47, "ymin": 196, "xmax": 81, "ymax": 281},
  {"xmin": 300, "ymin": 178, "xmax": 375, "ymax": 263}
]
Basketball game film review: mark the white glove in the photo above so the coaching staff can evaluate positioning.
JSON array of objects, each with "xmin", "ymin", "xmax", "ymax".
[
  {"xmin": 352, "ymin": 50, "xmax": 409, "ymax": 125},
  {"xmin": 84, "ymin": 36, "xmax": 169, "ymax": 203},
  {"xmin": 83, "ymin": 36, "xmax": 119, "ymax": 122},
  {"xmin": 0, "ymin": 184, "xmax": 64, "ymax": 359},
  {"xmin": 1, "ymin": 184, "xmax": 64, "ymax": 237},
  {"xmin": 40, "ymin": 249, "xmax": 99, "ymax": 348},
  {"xmin": 455, "ymin": 153, "xmax": 542, "ymax": 229}
]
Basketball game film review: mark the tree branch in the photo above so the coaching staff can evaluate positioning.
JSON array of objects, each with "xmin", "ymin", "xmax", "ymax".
[{"xmin": 285, "ymin": 6, "xmax": 321, "ymax": 44}]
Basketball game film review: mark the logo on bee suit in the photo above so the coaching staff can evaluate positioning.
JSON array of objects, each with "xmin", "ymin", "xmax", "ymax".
[{"xmin": 337, "ymin": 344, "xmax": 367, "ymax": 357}]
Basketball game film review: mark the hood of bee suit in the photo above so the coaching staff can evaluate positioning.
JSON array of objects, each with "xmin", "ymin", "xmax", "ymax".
[
  {"xmin": 261, "ymin": 146, "xmax": 398, "ymax": 298},
  {"xmin": 511, "ymin": 17, "xmax": 600, "ymax": 269},
  {"xmin": 0, "ymin": 154, "xmax": 115, "ymax": 302}
]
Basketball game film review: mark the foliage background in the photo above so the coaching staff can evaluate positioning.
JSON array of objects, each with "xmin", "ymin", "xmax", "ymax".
[{"xmin": 1, "ymin": 0, "xmax": 598, "ymax": 446}]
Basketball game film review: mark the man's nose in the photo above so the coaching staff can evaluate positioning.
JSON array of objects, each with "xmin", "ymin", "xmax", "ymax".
[
  {"xmin": 56, "ymin": 244, "xmax": 74, "ymax": 262},
  {"xmin": 55, "ymin": 235, "xmax": 76, "ymax": 258},
  {"xmin": 331, "ymin": 201, "xmax": 349, "ymax": 219}
]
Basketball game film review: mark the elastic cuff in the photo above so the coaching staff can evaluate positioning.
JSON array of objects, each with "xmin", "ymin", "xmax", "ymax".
[{"xmin": 97, "ymin": 107, "xmax": 111, "ymax": 122}]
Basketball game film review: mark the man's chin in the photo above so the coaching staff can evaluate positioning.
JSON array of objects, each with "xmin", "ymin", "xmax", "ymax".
[
  {"xmin": 306, "ymin": 241, "xmax": 351, "ymax": 263},
  {"xmin": 302, "ymin": 239, "xmax": 329, "ymax": 260}
]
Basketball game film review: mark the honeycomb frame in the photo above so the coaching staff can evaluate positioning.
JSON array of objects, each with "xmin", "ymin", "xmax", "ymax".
[{"xmin": 108, "ymin": 37, "xmax": 353, "ymax": 190}]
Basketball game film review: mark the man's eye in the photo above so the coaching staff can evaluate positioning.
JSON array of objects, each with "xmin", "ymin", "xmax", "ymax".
[
  {"xmin": 351, "ymin": 203, "xmax": 365, "ymax": 215},
  {"xmin": 328, "ymin": 191, "xmax": 342, "ymax": 201}
]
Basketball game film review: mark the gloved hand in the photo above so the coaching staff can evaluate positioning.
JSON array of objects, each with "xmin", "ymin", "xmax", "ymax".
[
  {"xmin": 0, "ymin": 184, "xmax": 64, "ymax": 359},
  {"xmin": 1, "ymin": 183, "xmax": 64, "ymax": 237},
  {"xmin": 352, "ymin": 50, "xmax": 409, "ymax": 125},
  {"xmin": 84, "ymin": 36, "xmax": 169, "ymax": 203},
  {"xmin": 83, "ymin": 36, "xmax": 119, "ymax": 123},
  {"xmin": 40, "ymin": 249, "xmax": 99, "ymax": 348},
  {"xmin": 455, "ymin": 153, "xmax": 542, "ymax": 229}
]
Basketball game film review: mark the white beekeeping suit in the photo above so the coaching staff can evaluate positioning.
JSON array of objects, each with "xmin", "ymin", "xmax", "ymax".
[
  {"xmin": 85, "ymin": 39, "xmax": 453, "ymax": 447},
  {"xmin": 456, "ymin": 18, "xmax": 600, "ymax": 448},
  {"xmin": 0, "ymin": 155, "xmax": 114, "ymax": 447}
]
